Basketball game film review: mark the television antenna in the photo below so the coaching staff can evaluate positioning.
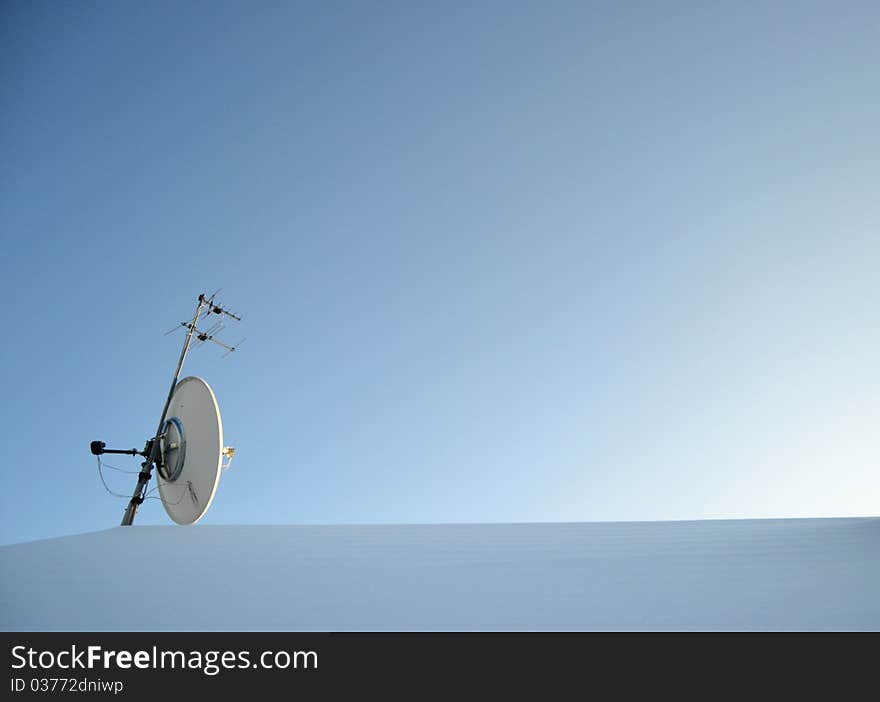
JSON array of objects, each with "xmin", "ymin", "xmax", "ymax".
[{"xmin": 90, "ymin": 291, "xmax": 243, "ymax": 526}]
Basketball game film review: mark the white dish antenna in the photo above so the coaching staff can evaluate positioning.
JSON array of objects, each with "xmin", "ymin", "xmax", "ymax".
[{"xmin": 155, "ymin": 376, "xmax": 224, "ymax": 525}]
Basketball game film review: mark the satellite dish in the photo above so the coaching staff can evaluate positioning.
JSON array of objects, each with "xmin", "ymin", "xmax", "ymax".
[{"xmin": 155, "ymin": 376, "xmax": 224, "ymax": 525}]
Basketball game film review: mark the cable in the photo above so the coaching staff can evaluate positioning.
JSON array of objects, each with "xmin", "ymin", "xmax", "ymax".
[
  {"xmin": 96, "ymin": 457, "xmax": 132, "ymax": 499},
  {"xmin": 145, "ymin": 482, "xmax": 187, "ymax": 506},
  {"xmin": 100, "ymin": 461, "xmax": 140, "ymax": 475},
  {"xmin": 97, "ymin": 455, "xmax": 191, "ymax": 508}
]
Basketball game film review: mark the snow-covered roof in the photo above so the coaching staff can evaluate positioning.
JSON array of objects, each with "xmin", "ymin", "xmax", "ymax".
[{"xmin": 2, "ymin": 518, "xmax": 877, "ymax": 630}]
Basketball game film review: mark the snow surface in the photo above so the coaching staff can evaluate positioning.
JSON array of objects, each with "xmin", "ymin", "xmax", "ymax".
[{"xmin": 1, "ymin": 518, "xmax": 878, "ymax": 630}]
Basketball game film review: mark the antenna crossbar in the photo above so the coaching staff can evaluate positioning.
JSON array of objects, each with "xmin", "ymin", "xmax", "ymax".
[
  {"xmin": 180, "ymin": 322, "xmax": 243, "ymax": 356},
  {"xmin": 202, "ymin": 290, "xmax": 242, "ymax": 322}
]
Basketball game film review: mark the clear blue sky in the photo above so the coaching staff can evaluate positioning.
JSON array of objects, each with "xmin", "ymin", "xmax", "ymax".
[{"xmin": 1, "ymin": 1, "xmax": 877, "ymax": 545}]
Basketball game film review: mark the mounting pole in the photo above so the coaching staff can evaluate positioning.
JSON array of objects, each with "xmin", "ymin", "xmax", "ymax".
[{"xmin": 121, "ymin": 294, "xmax": 207, "ymax": 526}]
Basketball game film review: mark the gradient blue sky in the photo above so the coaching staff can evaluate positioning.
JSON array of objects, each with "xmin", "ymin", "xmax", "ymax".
[{"xmin": 1, "ymin": 1, "xmax": 877, "ymax": 545}]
